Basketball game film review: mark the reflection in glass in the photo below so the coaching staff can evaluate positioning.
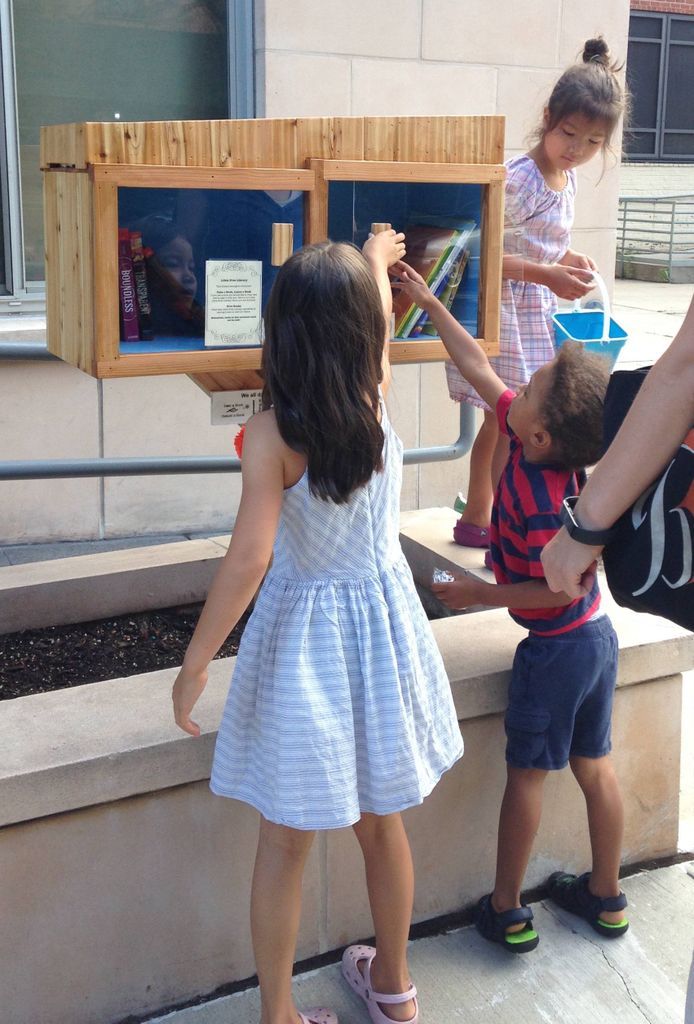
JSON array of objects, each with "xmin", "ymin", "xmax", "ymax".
[{"xmin": 117, "ymin": 186, "xmax": 304, "ymax": 351}]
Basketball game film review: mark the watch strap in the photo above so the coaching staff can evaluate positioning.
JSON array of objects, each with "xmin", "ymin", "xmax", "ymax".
[{"xmin": 560, "ymin": 497, "xmax": 617, "ymax": 546}]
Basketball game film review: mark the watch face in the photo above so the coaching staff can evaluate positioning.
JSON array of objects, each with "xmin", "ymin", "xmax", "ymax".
[
  {"xmin": 561, "ymin": 498, "xmax": 578, "ymax": 532},
  {"xmin": 561, "ymin": 497, "xmax": 613, "ymax": 546}
]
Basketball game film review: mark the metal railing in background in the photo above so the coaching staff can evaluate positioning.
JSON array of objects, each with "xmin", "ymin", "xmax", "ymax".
[{"xmin": 616, "ymin": 193, "xmax": 694, "ymax": 282}]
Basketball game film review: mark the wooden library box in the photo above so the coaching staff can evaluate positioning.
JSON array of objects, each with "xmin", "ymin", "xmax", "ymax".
[{"xmin": 41, "ymin": 116, "xmax": 505, "ymax": 392}]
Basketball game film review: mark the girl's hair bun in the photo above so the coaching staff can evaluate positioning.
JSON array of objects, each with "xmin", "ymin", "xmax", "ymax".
[{"xmin": 583, "ymin": 37, "xmax": 610, "ymax": 65}]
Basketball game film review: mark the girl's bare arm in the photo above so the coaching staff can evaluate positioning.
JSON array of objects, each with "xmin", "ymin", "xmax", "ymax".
[
  {"xmin": 363, "ymin": 230, "xmax": 406, "ymax": 397},
  {"xmin": 172, "ymin": 412, "xmax": 285, "ymax": 735}
]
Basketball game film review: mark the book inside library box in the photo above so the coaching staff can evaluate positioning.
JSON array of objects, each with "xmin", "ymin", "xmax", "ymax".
[
  {"xmin": 115, "ymin": 181, "xmax": 481, "ymax": 353},
  {"xmin": 117, "ymin": 186, "xmax": 305, "ymax": 352},
  {"xmin": 328, "ymin": 180, "xmax": 481, "ymax": 340}
]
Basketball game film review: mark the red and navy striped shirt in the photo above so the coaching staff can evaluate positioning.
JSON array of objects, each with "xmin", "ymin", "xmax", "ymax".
[{"xmin": 490, "ymin": 389, "xmax": 601, "ymax": 635}]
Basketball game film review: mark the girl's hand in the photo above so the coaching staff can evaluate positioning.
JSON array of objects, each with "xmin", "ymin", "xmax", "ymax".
[
  {"xmin": 363, "ymin": 229, "xmax": 406, "ymax": 268},
  {"xmin": 541, "ymin": 264, "xmax": 595, "ymax": 301},
  {"xmin": 559, "ymin": 248, "xmax": 598, "ymax": 272},
  {"xmin": 391, "ymin": 262, "xmax": 434, "ymax": 311},
  {"xmin": 560, "ymin": 249, "xmax": 597, "ymax": 274},
  {"xmin": 172, "ymin": 663, "xmax": 209, "ymax": 737},
  {"xmin": 431, "ymin": 571, "xmax": 482, "ymax": 609}
]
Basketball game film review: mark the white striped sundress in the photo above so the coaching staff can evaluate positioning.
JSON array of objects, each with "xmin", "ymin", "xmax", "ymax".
[
  {"xmin": 447, "ymin": 153, "xmax": 577, "ymax": 410},
  {"xmin": 210, "ymin": 403, "xmax": 464, "ymax": 830}
]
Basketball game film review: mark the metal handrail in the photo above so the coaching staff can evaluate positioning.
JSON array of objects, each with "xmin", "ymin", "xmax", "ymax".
[
  {"xmin": 617, "ymin": 193, "xmax": 694, "ymax": 281},
  {"xmin": 0, "ymin": 402, "xmax": 475, "ymax": 479}
]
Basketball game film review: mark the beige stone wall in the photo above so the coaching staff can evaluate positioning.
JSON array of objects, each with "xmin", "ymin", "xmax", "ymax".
[
  {"xmin": 0, "ymin": 0, "xmax": 630, "ymax": 544},
  {"xmin": 0, "ymin": 357, "xmax": 242, "ymax": 543},
  {"xmin": 2, "ymin": 679, "xmax": 682, "ymax": 1024},
  {"xmin": 2, "ymin": 596, "xmax": 689, "ymax": 1024}
]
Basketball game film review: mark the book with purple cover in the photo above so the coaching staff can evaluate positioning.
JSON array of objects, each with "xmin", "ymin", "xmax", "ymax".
[{"xmin": 118, "ymin": 228, "xmax": 140, "ymax": 341}]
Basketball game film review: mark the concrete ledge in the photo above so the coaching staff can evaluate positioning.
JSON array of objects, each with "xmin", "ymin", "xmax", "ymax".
[
  {"xmin": 1, "ymin": 596, "xmax": 691, "ymax": 1024},
  {"xmin": 0, "ymin": 534, "xmax": 230, "ymax": 633},
  {"xmin": 2, "ymin": 593, "xmax": 691, "ymax": 829}
]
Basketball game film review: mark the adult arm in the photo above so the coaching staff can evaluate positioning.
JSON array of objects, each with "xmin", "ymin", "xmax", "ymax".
[
  {"xmin": 557, "ymin": 248, "xmax": 597, "ymax": 272},
  {"xmin": 542, "ymin": 294, "xmax": 694, "ymax": 596}
]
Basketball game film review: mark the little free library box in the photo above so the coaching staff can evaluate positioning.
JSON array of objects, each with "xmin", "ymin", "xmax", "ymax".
[{"xmin": 41, "ymin": 116, "xmax": 505, "ymax": 393}]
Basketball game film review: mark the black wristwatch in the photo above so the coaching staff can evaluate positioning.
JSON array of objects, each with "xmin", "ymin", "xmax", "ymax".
[{"xmin": 560, "ymin": 496, "xmax": 617, "ymax": 546}]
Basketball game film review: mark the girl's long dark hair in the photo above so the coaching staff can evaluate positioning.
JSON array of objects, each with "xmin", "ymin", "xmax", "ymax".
[{"xmin": 262, "ymin": 242, "xmax": 386, "ymax": 504}]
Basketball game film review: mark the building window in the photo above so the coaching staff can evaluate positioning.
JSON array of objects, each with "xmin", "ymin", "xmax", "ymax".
[
  {"xmin": 0, "ymin": 0, "xmax": 254, "ymax": 311},
  {"xmin": 626, "ymin": 10, "xmax": 694, "ymax": 162}
]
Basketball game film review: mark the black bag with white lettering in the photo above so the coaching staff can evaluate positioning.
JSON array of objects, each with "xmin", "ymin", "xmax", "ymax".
[{"xmin": 601, "ymin": 367, "xmax": 693, "ymax": 630}]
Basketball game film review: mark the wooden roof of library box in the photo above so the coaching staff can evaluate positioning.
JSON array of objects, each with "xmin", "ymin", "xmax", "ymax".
[{"xmin": 40, "ymin": 116, "xmax": 505, "ymax": 171}]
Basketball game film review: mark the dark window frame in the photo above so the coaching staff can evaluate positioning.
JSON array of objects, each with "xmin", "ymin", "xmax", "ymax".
[{"xmin": 626, "ymin": 10, "xmax": 694, "ymax": 162}]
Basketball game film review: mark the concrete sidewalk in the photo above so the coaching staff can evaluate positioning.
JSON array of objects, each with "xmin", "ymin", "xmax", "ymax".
[
  {"xmin": 611, "ymin": 278, "xmax": 692, "ymax": 368},
  {"xmin": 147, "ymin": 861, "xmax": 694, "ymax": 1024}
]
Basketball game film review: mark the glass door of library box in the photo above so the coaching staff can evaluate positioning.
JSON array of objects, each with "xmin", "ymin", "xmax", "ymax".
[
  {"xmin": 308, "ymin": 160, "xmax": 504, "ymax": 362},
  {"xmin": 91, "ymin": 165, "xmax": 314, "ymax": 377}
]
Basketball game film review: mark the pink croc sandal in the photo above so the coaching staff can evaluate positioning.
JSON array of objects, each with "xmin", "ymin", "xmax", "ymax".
[
  {"xmin": 452, "ymin": 520, "xmax": 490, "ymax": 548},
  {"xmin": 341, "ymin": 945, "xmax": 418, "ymax": 1024},
  {"xmin": 298, "ymin": 1010, "xmax": 338, "ymax": 1024}
]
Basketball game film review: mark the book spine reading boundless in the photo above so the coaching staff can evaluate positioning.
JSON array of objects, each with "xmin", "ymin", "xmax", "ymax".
[
  {"xmin": 118, "ymin": 228, "xmax": 140, "ymax": 341},
  {"xmin": 129, "ymin": 231, "xmax": 154, "ymax": 340}
]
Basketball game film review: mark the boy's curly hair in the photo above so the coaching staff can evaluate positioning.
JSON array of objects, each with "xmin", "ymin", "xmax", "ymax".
[{"xmin": 541, "ymin": 342, "xmax": 610, "ymax": 470}]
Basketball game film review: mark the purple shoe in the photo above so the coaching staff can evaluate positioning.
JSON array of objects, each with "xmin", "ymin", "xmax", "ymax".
[{"xmin": 453, "ymin": 520, "xmax": 490, "ymax": 548}]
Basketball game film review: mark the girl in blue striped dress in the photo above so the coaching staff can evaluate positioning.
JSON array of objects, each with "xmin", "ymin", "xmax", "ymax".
[{"xmin": 172, "ymin": 232, "xmax": 464, "ymax": 1024}]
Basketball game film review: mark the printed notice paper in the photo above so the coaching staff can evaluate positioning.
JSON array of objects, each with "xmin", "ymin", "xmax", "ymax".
[{"xmin": 204, "ymin": 260, "xmax": 262, "ymax": 347}]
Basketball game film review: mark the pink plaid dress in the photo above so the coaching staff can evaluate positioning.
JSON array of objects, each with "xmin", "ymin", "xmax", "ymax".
[{"xmin": 447, "ymin": 153, "xmax": 577, "ymax": 409}]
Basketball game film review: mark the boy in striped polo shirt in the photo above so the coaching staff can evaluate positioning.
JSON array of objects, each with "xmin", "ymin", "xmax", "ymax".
[{"xmin": 394, "ymin": 262, "xmax": 629, "ymax": 952}]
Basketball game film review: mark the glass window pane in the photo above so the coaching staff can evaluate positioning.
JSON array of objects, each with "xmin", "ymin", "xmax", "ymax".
[
  {"xmin": 664, "ymin": 45, "xmax": 694, "ymax": 129},
  {"xmin": 14, "ymin": 1, "xmax": 229, "ymax": 283},
  {"xmin": 0, "ymin": 213, "xmax": 6, "ymax": 293},
  {"xmin": 625, "ymin": 130, "xmax": 657, "ymax": 158},
  {"xmin": 117, "ymin": 186, "xmax": 304, "ymax": 352},
  {"xmin": 671, "ymin": 17, "xmax": 694, "ymax": 43},
  {"xmin": 328, "ymin": 181, "xmax": 481, "ymax": 339},
  {"xmin": 629, "ymin": 14, "xmax": 663, "ymax": 40},
  {"xmin": 626, "ymin": 40, "xmax": 661, "ymax": 131},
  {"xmin": 662, "ymin": 132, "xmax": 694, "ymax": 157}
]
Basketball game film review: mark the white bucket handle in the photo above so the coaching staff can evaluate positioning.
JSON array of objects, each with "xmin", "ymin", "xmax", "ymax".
[{"xmin": 570, "ymin": 270, "xmax": 611, "ymax": 341}]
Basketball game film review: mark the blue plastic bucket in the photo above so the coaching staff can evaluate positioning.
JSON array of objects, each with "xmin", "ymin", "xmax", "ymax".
[
  {"xmin": 552, "ymin": 272, "xmax": 627, "ymax": 371},
  {"xmin": 553, "ymin": 311, "xmax": 627, "ymax": 370}
]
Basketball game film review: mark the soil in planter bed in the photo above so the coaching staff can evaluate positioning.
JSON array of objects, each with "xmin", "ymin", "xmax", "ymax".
[{"xmin": 0, "ymin": 605, "xmax": 251, "ymax": 700}]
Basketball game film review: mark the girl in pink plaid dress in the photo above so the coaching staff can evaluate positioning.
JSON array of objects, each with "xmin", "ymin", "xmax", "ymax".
[{"xmin": 450, "ymin": 38, "xmax": 627, "ymax": 548}]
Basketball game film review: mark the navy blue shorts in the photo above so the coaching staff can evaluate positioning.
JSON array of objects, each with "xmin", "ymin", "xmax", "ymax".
[{"xmin": 505, "ymin": 615, "xmax": 619, "ymax": 771}]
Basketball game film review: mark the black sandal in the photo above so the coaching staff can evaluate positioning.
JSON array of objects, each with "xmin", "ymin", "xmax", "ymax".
[
  {"xmin": 546, "ymin": 871, "xmax": 629, "ymax": 938},
  {"xmin": 475, "ymin": 893, "xmax": 539, "ymax": 953}
]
